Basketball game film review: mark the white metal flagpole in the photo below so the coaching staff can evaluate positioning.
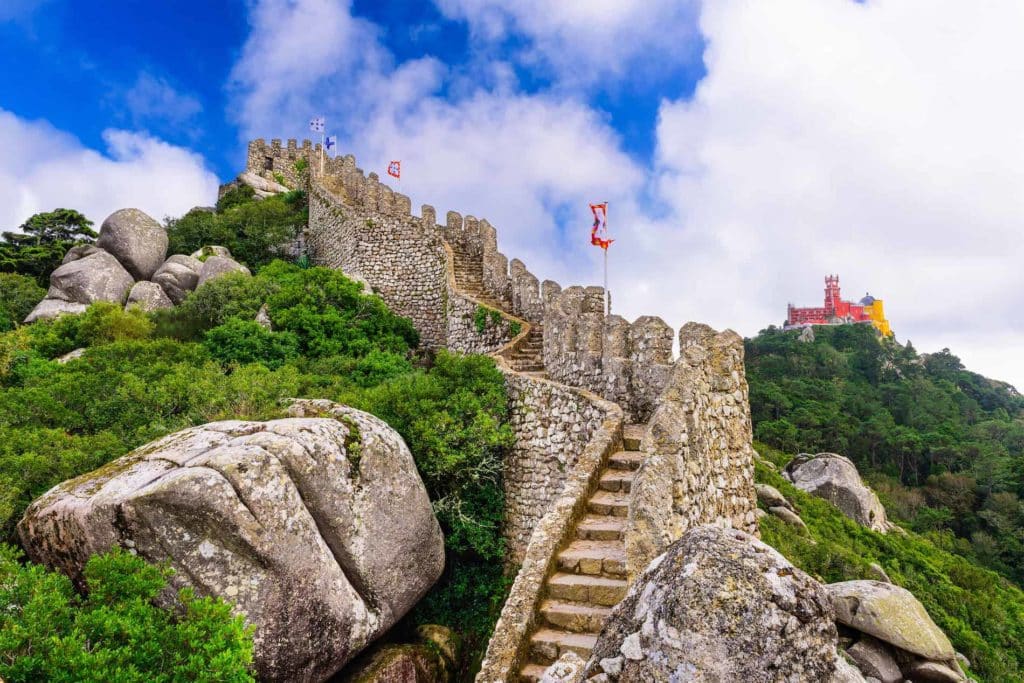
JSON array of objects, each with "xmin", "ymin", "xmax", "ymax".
[
  {"xmin": 320, "ymin": 133, "xmax": 325, "ymax": 175},
  {"xmin": 604, "ymin": 247, "xmax": 609, "ymax": 315},
  {"xmin": 604, "ymin": 202, "xmax": 610, "ymax": 315}
]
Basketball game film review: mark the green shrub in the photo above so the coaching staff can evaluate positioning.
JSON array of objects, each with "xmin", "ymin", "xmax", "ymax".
[
  {"xmin": 203, "ymin": 319, "xmax": 300, "ymax": 369},
  {"xmin": 78, "ymin": 302, "xmax": 153, "ymax": 345},
  {"xmin": 0, "ymin": 273, "xmax": 45, "ymax": 327},
  {"xmin": 216, "ymin": 184, "xmax": 256, "ymax": 213},
  {"xmin": 166, "ymin": 190, "xmax": 305, "ymax": 270},
  {"xmin": 0, "ymin": 545, "xmax": 254, "ymax": 682},
  {"xmin": 474, "ymin": 305, "xmax": 488, "ymax": 334}
]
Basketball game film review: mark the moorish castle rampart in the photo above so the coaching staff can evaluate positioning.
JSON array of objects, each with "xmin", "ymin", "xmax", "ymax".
[{"xmin": 247, "ymin": 139, "xmax": 759, "ymax": 682}]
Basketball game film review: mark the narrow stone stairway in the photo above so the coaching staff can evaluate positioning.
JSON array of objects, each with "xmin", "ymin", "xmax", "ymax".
[
  {"xmin": 448, "ymin": 244, "xmax": 545, "ymax": 375},
  {"xmin": 450, "ymin": 246, "xmax": 506, "ymax": 310},
  {"xmin": 506, "ymin": 325, "xmax": 544, "ymax": 373},
  {"xmin": 518, "ymin": 425, "xmax": 646, "ymax": 682}
]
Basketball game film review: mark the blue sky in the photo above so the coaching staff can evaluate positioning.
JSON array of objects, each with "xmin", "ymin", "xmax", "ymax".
[
  {"xmin": 0, "ymin": 0, "xmax": 701, "ymax": 180},
  {"xmin": 1, "ymin": 0, "xmax": 1023, "ymax": 389}
]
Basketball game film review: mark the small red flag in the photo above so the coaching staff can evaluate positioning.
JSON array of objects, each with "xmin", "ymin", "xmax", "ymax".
[
  {"xmin": 590, "ymin": 202, "xmax": 612, "ymax": 250},
  {"xmin": 387, "ymin": 160, "xmax": 401, "ymax": 179}
]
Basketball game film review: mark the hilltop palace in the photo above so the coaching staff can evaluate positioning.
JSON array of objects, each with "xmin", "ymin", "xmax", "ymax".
[{"xmin": 785, "ymin": 275, "xmax": 892, "ymax": 336}]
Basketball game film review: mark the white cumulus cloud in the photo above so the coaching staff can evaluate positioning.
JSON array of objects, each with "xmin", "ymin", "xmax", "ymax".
[
  {"xmin": 434, "ymin": 0, "xmax": 701, "ymax": 87},
  {"xmin": 0, "ymin": 109, "xmax": 220, "ymax": 230},
  {"xmin": 228, "ymin": 0, "xmax": 1024, "ymax": 389},
  {"xmin": 632, "ymin": 0, "xmax": 1024, "ymax": 388}
]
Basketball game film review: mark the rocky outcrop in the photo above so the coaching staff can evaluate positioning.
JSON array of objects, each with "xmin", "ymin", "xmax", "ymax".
[
  {"xmin": 784, "ymin": 453, "xmax": 892, "ymax": 533},
  {"xmin": 152, "ymin": 254, "xmax": 203, "ymax": 304},
  {"xmin": 198, "ymin": 255, "xmax": 251, "ymax": 286},
  {"xmin": 45, "ymin": 249, "xmax": 134, "ymax": 306},
  {"xmin": 126, "ymin": 281, "xmax": 173, "ymax": 312},
  {"xmin": 827, "ymin": 581, "xmax": 955, "ymax": 661},
  {"xmin": 96, "ymin": 208, "xmax": 168, "ymax": 281},
  {"xmin": 239, "ymin": 171, "xmax": 290, "ymax": 196},
  {"xmin": 192, "ymin": 245, "xmax": 233, "ymax": 260},
  {"xmin": 18, "ymin": 399, "xmax": 445, "ymax": 682},
  {"xmin": 828, "ymin": 581, "xmax": 964, "ymax": 682},
  {"xmin": 755, "ymin": 482, "xmax": 791, "ymax": 510},
  {"xmin": 61, "ymin": 244, "xmax": 102, "ymax": 264},
  {"xmin": 847, "ymin": 635, "xmax": 902, "ymax": 683},
  {"xmin": 582, "ymin": 525, "xmax": 838, "ymax": 682},
  {"xmin": 24, "ymin": 298, "xmax": 88, "ymax": 323},
  {"xmin": 340, "ymin": 625, "xmax": 459, "ymax": 683}
]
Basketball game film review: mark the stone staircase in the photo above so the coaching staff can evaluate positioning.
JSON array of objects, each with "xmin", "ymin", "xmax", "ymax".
[
  {"xmin": 449, "ymin": 245, "xmax": 544, "ymax": 375},
  {"xmin": 506, "ymin": 325, "xmax": 544, "ymax": 373},
  {"xmin": 518, "ymin": 425, "xmax": 646, "ymax": 682},
  {"xmin": 451, "ymin": 246, "xmax": 507, "ymax": 310}
]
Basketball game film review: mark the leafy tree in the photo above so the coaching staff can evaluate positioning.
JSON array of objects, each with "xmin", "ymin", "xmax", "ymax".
[
  {"xmin": 0, "ymin": 545, "xmax": 254, "ymax": 682},
  {"xmin": 0, "ymin": 274, "xmax": 45, "ymax": 330},
  {"xmin": 166, "ymin": 191, "xmax": 306, "ymax": 270},
  {"xmin": 0, "ymin": 209, "xmax": 97, "ymax": 285},
  {"xmin": 3, "ymin": 208, "xmax": 96, "ymax": 246}
]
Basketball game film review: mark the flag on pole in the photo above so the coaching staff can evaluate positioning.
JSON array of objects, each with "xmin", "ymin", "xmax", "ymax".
[
  {"xmin": 590, "ymin": 202, "xmax": 612, "ymax": 250},
  {"xmin": 387, "ymin": 160, "xmax": 401, "ymax": 179},
  {"xmin": 309, "ymin": 116, "xmax": 325, "ymax": 133},
  {"xmin": 325, "ymin": 135, "xmax": 337, "ymax": 155}
]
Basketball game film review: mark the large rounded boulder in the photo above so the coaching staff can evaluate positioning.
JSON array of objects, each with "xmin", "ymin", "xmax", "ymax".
[
  {"xmin": 46, "ymin": 249, "xmax": 134, "ymax": 305},
  {"xmin": 126, "ymin": 281, "xmax": 173, "ymax": 312},
  {"xmin": 197, "ymin": 255, "xmax": 251, "ymax": 287},
  {"xmin": 18, "ymin": 399, "xmax": 445, "ymax": 683},
  {"xmin": 24, "ymin": 298, "xmax": 88, "ymax": 323},
  {"xmin": 784, "ymin": 453, "xmax": 892, "ymax": 532},
  {"xmin": 96, "ymin": 208, "xmax": 168, "ymax": 280},
  {"xmin": 582, "ymin": 525, "xmax": 839, "ymax": 682},
  {"xmin": 152, "ymin": 254, "xmax": 203, "ymax": 304},
  {"xmin": 827, "ymin": 581, "xmax": 956, "ymax": 662}
]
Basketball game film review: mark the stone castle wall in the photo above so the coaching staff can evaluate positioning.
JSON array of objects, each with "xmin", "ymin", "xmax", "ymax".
[
  {"xmin": 503, "ymin": 374, "xmax": 613, "ymax": 563},
  {"xmin": 624, "ymin": 322, "xmax": 760, "ymax": 579},
  {"xmin": 250, "ymin": 139, "xmax": 758, "ymax": 683},
  {"xmin": 250, "ymin": 138, "xmax": 756, "ymax": 567}
]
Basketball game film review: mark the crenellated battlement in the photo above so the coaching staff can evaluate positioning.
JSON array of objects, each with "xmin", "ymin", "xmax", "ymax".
[{"xmin": 272, "ymin": 140, "xmax": 756, "ymax": 683}]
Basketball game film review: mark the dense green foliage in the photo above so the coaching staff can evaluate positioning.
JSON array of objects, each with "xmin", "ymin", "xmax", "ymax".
[
  {"xmin": 0, "ymin": 545, "xmax": 254, "ymax": 682},
  {"xmin": 0, "ymin": 209, "xmax": 97, "ymax": 285},
  {"xmin": 746, "ymin": 325, "xmax": 1024, "ymax": 581},
  {"xmin": 0, "ymin": 274, "xmax": 45, "ymax": 331},
  {"xmin": 165, "ymin": 190, "xmax": 307, "ymax": 269},
  {"xmin": 755, "ymin": 444, "xmax": 1024, "ymax": 682},
  {"xmin": 0, "ymin": 256, "xmax": 511, "ymax": 678}
]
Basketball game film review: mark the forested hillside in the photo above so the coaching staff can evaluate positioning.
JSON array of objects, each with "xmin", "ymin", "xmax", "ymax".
[
  {"xmin": 746, "ymin": 325, "xmax": 1024, "ymax": 582},
  {"xmin": 0, "ymin": 192, "xmax": 511, "ymax": 681}
]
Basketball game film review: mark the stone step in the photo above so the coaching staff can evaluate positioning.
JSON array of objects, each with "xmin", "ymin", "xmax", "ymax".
[
  {"xmin": 608, "ymin": 451, "xmax": 642, "ymax": 471},
  {"xmin": 520, "ymin": 663, "xmax": 548, "ymax": 683},
  {"xmin": 587, "ymin": 490, "xmax": 630, "ymax": 517},
  {"xmin": 576, "ymin": 514, "xmax": 626, "ymax": 541},
  {"xmin": 540, "ymin": 599, "xmax": 612, "ymax": 634},
  {"xmin": 557, "ymin": 539, "xmax": 626, "ymax": 578},
  {"xmin": 528, "ymin": 628, "xmax": 598, "ymax": 665},
  {"xmin": 599, "ymin": 469, "xmax": 635, "ymax": 493},
  {"xmin": 546, "ymin": 573, "xmax": 628, "ymax": 607},
  {"xmin": 513, "ymin": 365, "xmax": 546, "ymax": 373},
  {"xmin": 623, "ymin": 424, "xmax": 646, "ymax": 451}
]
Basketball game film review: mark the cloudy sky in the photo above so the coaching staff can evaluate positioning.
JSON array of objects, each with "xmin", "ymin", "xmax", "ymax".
[{"xmin": 2, "ymin": 0, "xmax": 1022, "ymax": 388}]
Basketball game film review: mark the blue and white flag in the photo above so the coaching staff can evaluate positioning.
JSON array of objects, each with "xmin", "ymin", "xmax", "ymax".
[
  {"xmin": 309, "ymin": 116, "xmax": 325, "ymax": 133},
  {"xmin": 325, "ymin": 135, "xmax": 337, "ymax": 154}
]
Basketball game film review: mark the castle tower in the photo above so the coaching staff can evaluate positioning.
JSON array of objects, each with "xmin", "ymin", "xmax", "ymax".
[{"xmin": 824, "ymin": 275, "xmax": 841, "ymax": 315}]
